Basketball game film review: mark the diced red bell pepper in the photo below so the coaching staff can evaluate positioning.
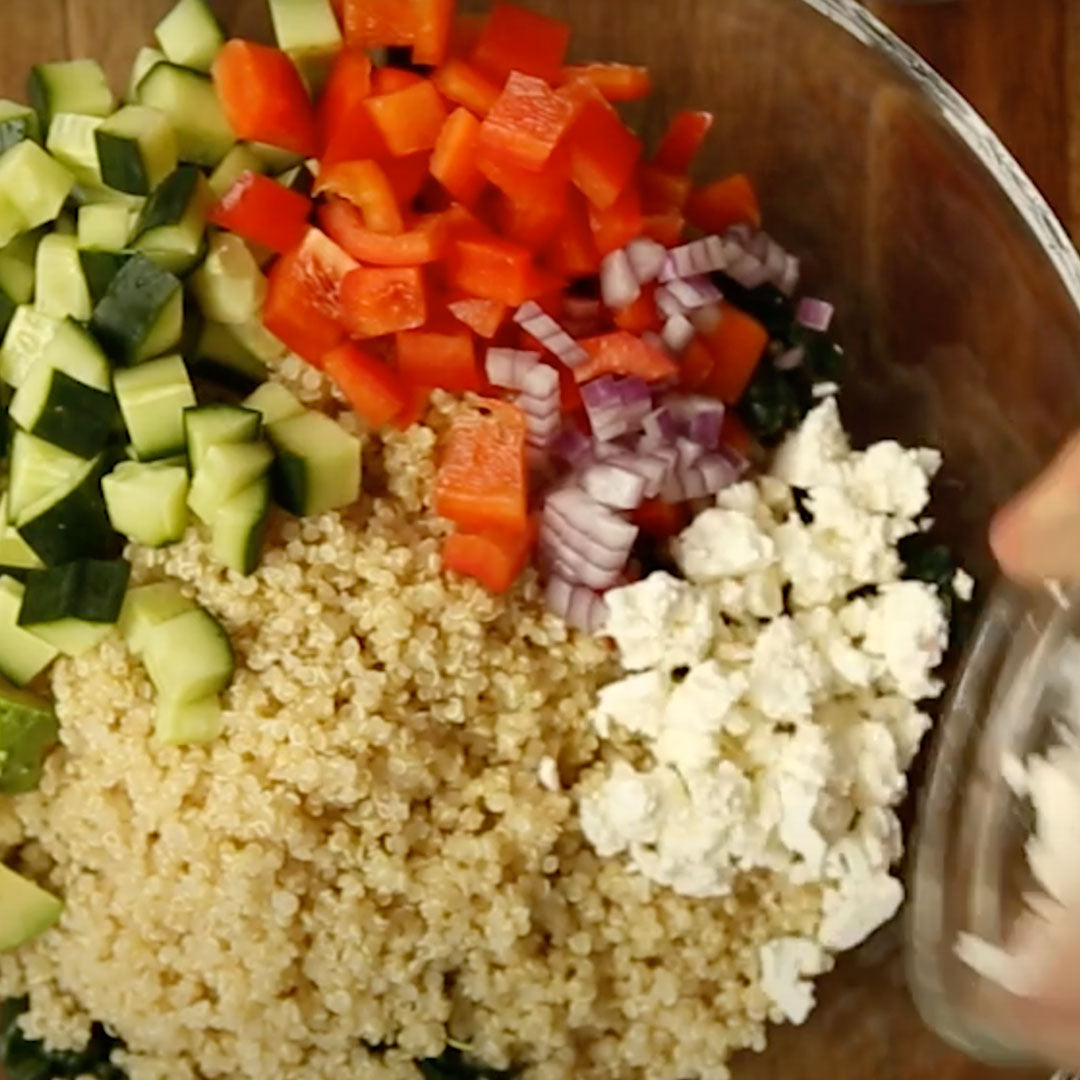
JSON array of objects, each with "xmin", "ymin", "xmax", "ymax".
[
  {"xmin": 574, "ymin": 330, "xmax": 678, "ymax": 384},
  {"xmin": 435, "ymin": 398, "xmax": 529, "ymax": 533},
  {"xmin": 383, "ymin": 153, "xmax": 431, "ymax": 205},
  {"xmin": 314, "ymin": 160, "xmax": 404, "ymax": 234},
  {"xmin": 565, "ymin": 89, "xmax": 642, "ymax": 210},
  {"xmin": 561, "ymin": 63, "xmax": 653, "ymax": 103},
  {"xmin": 263, "ymin": 238, "xmax": 350, "ymax": 367},
  {"xmin": 700, "ymin": 304, "xmax": 769, "ymax": 403},
  {"xmin": 545, "ymin": 188, "xmax": 599, "ymax": 277},
  {"xmin": 321, "ymin": 104, "xmax": 387, "ymax": 169},
  {"xmin": 318, "ymin": 50, "xmax": 373, "ymax": 150},
  {"xmin": 470, "ymin": 2, "xmax": 571, "ymax": 86},
  {"xmin": 210, "ymin": 171, "xmax": 312, "ymax": 254},
  {"xmin": 442, "ymin": 521, "xmax": 537, "ymax": 593},
  {"xmin": 479, "ymin": 71, "xmax": 579, "ymax": 173},
  {"xmin": 493, "ymin": 190, "xmax": 563, "ymax": 252},
  {"xmin": 432, "ymin": 59, "xmax": 501, "ymax": 116},
  {"xmin": 588, "ymin": 181, "xmax": 643, "ymax": 257},
  {"xmin": 448, "ymin": 14, "xmax": 487, "ymax": 59},
  {"xmin": 430, "ymin": 107, "xmax": 485, "ymax": 205},
  {"xmin": 411, "ymin": 0, "xmax": 455, "ymax": 66},
  {"xmin": 372, "ymin": 67, "xmax": 426, "ymax": 94},
  {"xmin": 340, "ymin": 265, "xmax": 427, "ymax": 338},
  {"xmin": 391, "ymin": 382, "xmax": 432, "ymax": 430},
  {"xmin": 396, "ymin": 326, "xmax": 484, "ymax": 391},
  {"xmin": 613, "ymin": 285, "xmax": 661, "ymax": 334},
  {"xmin": 323, "ymin": 341, "xmax": 409, "ymax": 427},
  {"xmin": 631, "ymin": 499, "xmax": 689, "ymax": 540},
  {"xmin": 686, "ymin": 173, "xmax": 762, "ymax": 234},
  {"xmin": 678, "ymin": 336, "xmax": 715, "ymax": 391},
  {"xmin": 447, "ymin": 232, "xmax": 536, "ymax": 306},
  {"xmin": 319, "ymin": 197, "xmax": 449, "ymax": 264},
  {"xmin": 640, "ymin": 164, "xmax": 692, "ymax": 213},
  {"xmin": 476, "ymin": 145, "xmax": 568, "ymax": 202},
  {"xmin": 365, "ymin": 80, "xmax": 448, "ymax": 157},
  {"xmin": 343, "ymin": 0, "xmax": 415, "ymax": 48},
  {"xmin": 212, "ymin": 40, "xmax": 318, "ymax": 158},
  {"xmin": 447, "ymin": 296, "xmax": 508, "ymax": 339},
  {"xmin": 642, "ymin": 210, "xmax": 685, "ymax": 247},
  {"xmin": 654, "ymin": 110, "xmax": 714, "ymax": 174}
]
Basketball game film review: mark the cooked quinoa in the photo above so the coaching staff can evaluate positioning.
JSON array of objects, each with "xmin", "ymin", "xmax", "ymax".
[{"xmin": 0, "ymin": 377, "xmax": 824, "ymax": 1080}]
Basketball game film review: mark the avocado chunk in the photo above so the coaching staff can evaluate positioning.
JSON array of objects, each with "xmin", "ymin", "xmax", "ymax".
[
  {"xmin": 0, "ymin": 864, "xmax": 62, "ymax": 951},
  {"xmin": 0, "ymin": 677, "xmax": 57, "ymax": 794}
]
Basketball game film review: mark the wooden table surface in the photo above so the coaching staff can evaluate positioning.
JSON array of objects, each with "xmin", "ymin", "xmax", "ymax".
[{"xmin": 0, "ymin": 3, "xmax": 1072, "ymax": 1080}]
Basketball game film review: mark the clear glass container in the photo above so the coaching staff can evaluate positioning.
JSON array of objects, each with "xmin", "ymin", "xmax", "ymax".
[{"xmin": 7, "ymin": 0, "xmax": 1080, "ymax": 1076}]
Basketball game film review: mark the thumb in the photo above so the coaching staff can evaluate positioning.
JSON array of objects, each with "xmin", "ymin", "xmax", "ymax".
[{"xmin": 991, "ymin": 432, "xmax": 1080, "ymax": 585}]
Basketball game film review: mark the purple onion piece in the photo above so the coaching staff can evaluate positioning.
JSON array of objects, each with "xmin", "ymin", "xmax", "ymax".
[
  {"xmin": 580, "ymin": 461, "xmax": 648, "ymax": 511},
  {"xmin": 600, "ymin": 248, "xmax": 642, "ymax": 310},
  {"xmin": 795, "ymin": 297, "xmax": 835, "ymax": 333},
  {"xmin": 626, "ymin": 237, "xmax": 668, "ymax": 284},
  {"xmin": 545, "ymin": 486, "xmax": 639, "ymax": 550},
  {"xmin": 486, "ymin": 348, "xmax": 541, "ymax": 390},
  {"xmin": 662, "ymin": 313, "xmax": 695, "ymax": 353}
]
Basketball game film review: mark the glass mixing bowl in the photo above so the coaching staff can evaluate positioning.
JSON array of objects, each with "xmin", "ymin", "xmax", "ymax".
[{"xmin": 4, "ymin": 1, "xmax": 1079, "ymax": 1077}]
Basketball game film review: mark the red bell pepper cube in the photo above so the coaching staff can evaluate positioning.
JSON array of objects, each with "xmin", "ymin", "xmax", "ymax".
[
  {"xmin": 476, "ymin": 145, "xmax": 568, "ymax": 204},
  {"xmin": 700, "ymin": 304, "xmax": 769, "ymax": 403},
  {"xmin": 471, "ymin": 2, "xmax": 571, "ymax": 86},
  {"xmin": 391, "ymin": 382, "xmax": 432, "ymax": 430},
  {"xmin": 561, "ymin": 63, "xmax": 653, "ymax": 103},
  {"xmin": 493, "ymin": 187, "xmax": 566, "ymax": 252},
  {"xmin": 343, "ymin": 0, "xmax": 417, "ymax": 48},
  {"xmin": 383, "ymin": 153, "xmax": 431, "ymax": 205},
  {"xmin": 323, "ymin": 341, "xmax": 409, "ymax": 427},
  {"xmin": 565, "ymin": 89, "xmax": 642, "ymax": 210},
  {"xmin": 411, "ymin": 0, "xmax": 455, "ymax": 65},
  {"xmin": 212, "ymin": 40, "xmax": 318, "ymax": 158},
  {"xmin": 588, "ymin": 181, "xmax": 643, "ymax": 257},
  {"xmin": 686, "ymin": 173, "xmax": 762, "ymax": 235},
  {"xmin": 479, "ymin": 72, "xmax": 579, "ymax": 173},
  {"xmin": 263, "ymin": 243, "xmax": 347, "ymax": 367},
  {"xmin": 447, "ymin": 296, "xmax": 508, "ymax": 339},
  {"xmin": 430, "ymin": 107, "xmax": 485, "ymax": 206},
  {"xmin": 442, "ymin": 523, "xmax": 537, "ymax": 593},
  {"xmin": 365, "ymin": 80, "xmax": 448, "ymax": 157},
  {"xmin": 612, "ymin": 285, "xmax": 661, "ymax": 334},
  {"xmin": 630, "ymin": 499, "xmax": 690, "ymax": 541},
  {"xmin": 640, "ymin": 164, "xmax": 692, "ymax": 214},
  {"xmin": 396, "ymin": 326, "xmax": 484, "ymax": 391},
  {"xmin": 574, "ymin": 330, "xmax": 678, "ymax": 385},
  {"xmin": 447, "ymin": 232, "xmax": 536, "ymax": 306},
  {"xmin": 678, "ymin": 336, "xmax": 715, "ymax": 391},
  {"xmin": 318, "ymin": 197, "xmax": 449, "ymax": 265},
  {"xmin": 210, "ymin": 171, "xmax": 312, "ymax": 254},
  {"xmin": 432, "ymin": 59, "xmax": 501, "ymax": 117},
  {"xmin": 643, "ymin": 210, "xmax": 685, "ymax": 248},
  {"xmin": 318, "ymin": 50, "xmax": 373, "ymax": 150},
  {"xmin": 315, "ymin": 160, "xmax": 404, "ymax": 234},
  {"xmin": 340, "ymin": 265, "xmax": 427, "ymax": 339},
  {"xmin": 449, "ymin": 14, "xmax": 487, "ymax": 59},
  {"xmin": 321, "ymin": 106, "xmax": 387, "ymax": 169},
  {"xmin": 654, "ymin": 110, "xmax": 714, "ymax": 174},
  {"xmin": 372, "ymin": 67, "xmax": 426, "ymax": 94},
  {"xmin": 544, "ymin": 188, "xmax": 599, "ymax": 277}
]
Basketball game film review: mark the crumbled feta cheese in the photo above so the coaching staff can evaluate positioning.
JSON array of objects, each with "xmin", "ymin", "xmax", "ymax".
[
  {"xmin": 537, "ymin": 756, "xmax": 560, "ymax": 792},
  {"xmin": 748, "ymin": 617, "xmax": 827, "ymax": 721},
  {"xmin": 760, "ymin": 937, "xmax": 829, "ymax": 1023},
  {"xmin": 849, "ymin": 440, "xmax": 938, "ymax": 518},
  {"xmin": 592, "ymin": 669, "xmax": 670, "ymax": 739},
  {"xmin": 771, "ymin": 396, "xmax": 849, "ymax": 489},
  {"xmin": 863, "ymin": 581, "xmax": 948, "ymax": 700},
  {"xmin": 604, "ymin": 571, "xmax": 715, "ymax": 671},
  {"xmin": 579, "ymin": 761, "xmax": 666, "ymax": 857},
  {"xmin": 818, "ymin": 871, "xmax": 904, "ymax": 949},
  {"xmin": 952, "ymin": 568, "xmax": 975, "ymax": 602},
  {"xmin": 677, "ymin": 508, "xmax": 776, "ymax": 582}
]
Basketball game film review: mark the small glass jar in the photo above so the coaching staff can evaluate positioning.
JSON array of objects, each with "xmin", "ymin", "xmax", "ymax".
[{"xmin": 907, "ymin": 580, "xmax": 1080, "ymax": 1075}]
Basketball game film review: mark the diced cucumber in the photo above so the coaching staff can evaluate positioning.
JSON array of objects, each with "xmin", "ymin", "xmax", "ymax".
[
  {"xmin": 28, "ymin": 59, "xmax": 114, "ymax": 133},
  {"xmin": 15, "ymin": 456, "xmax": 117, "ymax": 567},
  {"xmin": 0, "ymin": 141, "xmax": 74, "ymax": 231},
  {"xmin": 7, "ymin": 431, "xmax": 88, "ymax": 523},
  {"xmin": 183, "ymin": 403, "xmax": 261, "ymax": 470},
  {"xmin": 248, "ymin": 142, "xmax": 304, "ymax": 174},
  {"xmin": 244, "ymin": 381, "xmax": 303, "ymax": 426},
  {"xmin": 0, "ymin": 195, "xmax": 26, "ymax": 248},
  {"xmin": 277, "ymin": 162, "xmax": 315, "ymax": 197},
  {"xmin": 34, "ymin": 234, "xmax": 91, "ymax": 321},
  {"xmin": 208, "ymin": 144, "xmax": 265, "ymax": 199},
  {"xmin": 0, "ymin": 675, "xmax": 57, "ymax": 794},
  {"xmin": 269, "ymin": 411, "xmax": 362, "ymax": 516},
  {"xmin": 155, "ymin": 693, "xmax": 222, "ymax": 745},
  {"xmin": 0, "ymin": 101, "xmax": 41, "ymax": 154},
  {"xmin": 40, "ymin": 318, "xmax": 111, "ymax": 391},
  {"xmin": 0, "ymin": 307, "xmax": 59, "ymax": 388},
  {"xmin": 136, "ymin": 63, "xmax": 235, "ymax": 167},
  {"xmin": 188, "ymin": 440, "xmax": 274, "ymax": 524},
  {"xmin": 230, "ymin": 319, "xmax": 288, "ymax": 364},
  {"xmin": 155, "ymin": 0, "xmax": 225, "ymax": 73},
  {"xmin": 90, "ymin": 253, "xmax": 182, "ymax": 365},
  {"xmin": 114, "ymin": 353, "xmax": 196, "ymax": 460},
  {"xmin": 190, "ymin": 233, "xmax": 267, "ymax": 325},
  {"xmin": 45, "ymin": 112, "xmax": 103, "ymax": 188},
  {"xmin": 0, "ymin": 863, "xmax": 63, "ymax": 950},
  {"xmin": 212, "ymin": 474, "xmax": 270, "ymax": 575},
  {"xmin": 19, "ymin": 559, "xmax": 131, "ymax": 656},
  {"xmin": 127, "ymin": 47, "xmax": 166, "ymax": 102},
  {"xmin": 10, "ymin": 363, "xmax": 116, "ymax": 458},
  {"xmin": 77, "ymin": 203, "xmax": 135, "ymax": 253},
  {"xmin": 119, "ymin": 582, "xmax": 195, "ymax": 656},
  {"xmin": 103, "ymin": 461, "xmax": 189, "ymax": 547},
  {"xmin": 96, "ymin": 105, "xmax": 178, "ymax": 197},
  {"xmin": 126, "ymin": 449, "xmax": 188, "ymax": 469},
  {"xmin": 79, "ymin": 250, "xmax": 129, "ymax": 305},
  {"xmin": 0, "ymin": 576, "xmax": 59, "ymax": 685},
  {"xmin": 0, "ymin": 239, "xmax": 36, "ymax": 306},
  {"xmin": 132, "ymin": 165, "xmax": 213, "ymax": 275},
  {"xmin": 269, "ymin": 0, "xmax": 343, "ymax": 93},
  {"xmin": 192, "ymin": 322, "xmax": 268, "ymax": 391},
  {"xmin": 0, "ymin": 497, "xmax": 43, "ymax": 575},
  {"xmin": 142, "ymin": 605, "xmax": 233, "ymax": 702}
]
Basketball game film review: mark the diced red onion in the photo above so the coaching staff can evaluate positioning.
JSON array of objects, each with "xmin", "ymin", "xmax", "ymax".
[
  {"xmin": 626, "ymin": 237, "xmax": 668, "ymax": 284},
  {"xmin": 725, "ymin": 248, "xmax": 771, "ymax": 289},
  {"xmin": 540, "ymin": 529, "xmax": 623, "ymax": 590},
  {"xmin": 690, "ymin": 303, "xmax": 722, "ymax": 336},
  {"xmin": 779, "ymin": 254, "xmax": 800, "ymax": 296},
  {"xmin": 676, "ymin": 436, "xmax": 704, "ymax": 469},
  {"xmin": 660, "ymin": 470, "xmax": 685, "ymax": 503},
  {"xmin": 775, "ymin": 345, "xmax": 805, "ymax": 371},
  {"xmin": 486, "ymin": 348, "xmax": 541, "ymax": 390},
  {"xmin": 641, "ymin": 406, "xmax": 678, "ymax": 447},
  {"xmin": 562, "ymin": 296, "xmax": 605, "ymax": 337},
  {"xmin": 581, "ymin": 376, "xmax": 653, "ymax": 441},
  {"xmin": 655, "ymin": 285, "xmax": 683, "ymax": 320},
  {"xmin": 545, "ymin": 576, "xmax": 608, "ymax": 632},
  {"xmin": 698, "ymin": 453, "xmax": 742, "ymax": 493},
  {"xmin": 662, "ymin": 313, "xmax": 695, "ymax": 353},
  {"xmin": 580, "ymin": 460, "xmax": 648, "ymax": 511},
  {"xmin": 546, "ymin": 486, "xmax": 639, "ymax": 551},
  {"xmin": 521, "ymin": 362, "xmax": 559, "ymax": 400},
  {"xmin": 514, "ymin": 301, "xmax": 589, "ymax": 368},
  {"xmin": 543, "ymin": 506, "xmax": 631, "ymax": 571},
  {"xmin": 600, "ymin": 249, "xmax": 641, "ymax": 310},
  {"xmin": 625, "ymin": 443, "xmax": 678, "ymax": 498},
  {"xmin": 796, "ymin": 297, "xmax": 835, "ymax": 333},
  {"xmin": 660, "ymin": 235, "xmax": 730, "ymax": 282},
  {"xmin": 666, "ymin": 275, "xmax": 722, "ymax": 311},
  {"xmin": 551, "ymin": 426, "xmax": 592, "ymax": 464},
  {"xmin": 689, "ymin": 410, "xmax": 723, "ymax": 449},
  {"xmin": 727, "ymin": 224, "xmax": 754, "ymax": 245}
]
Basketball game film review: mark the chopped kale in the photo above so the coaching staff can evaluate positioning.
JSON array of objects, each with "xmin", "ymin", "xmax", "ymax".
[
  {"xmin": 1, "ymin": 998, "xmax": 125, "ymax": 1080},
  {"xmin": 417, "ymin": 1047, "xmax": 517, "ymax": 1080}
]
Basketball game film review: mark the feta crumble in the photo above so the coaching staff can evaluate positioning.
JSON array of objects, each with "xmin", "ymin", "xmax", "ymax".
[{"xmin": 579, "ymin": 400, "xmax": 961, "ymax": 1030}]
